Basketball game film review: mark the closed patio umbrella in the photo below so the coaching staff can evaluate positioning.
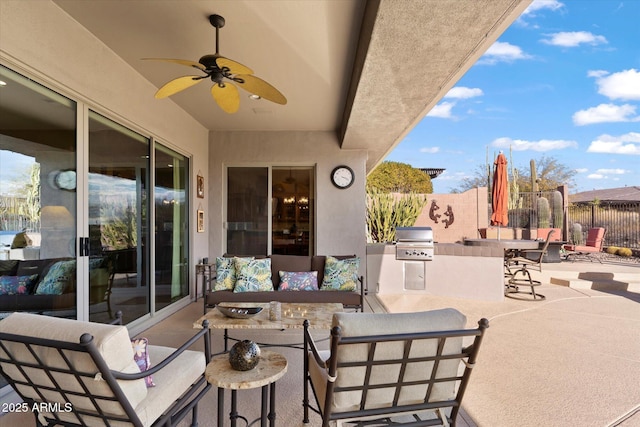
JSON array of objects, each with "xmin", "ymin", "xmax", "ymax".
[{"xmin": 490, "ymin": 152, "xmax": 508, "ymax": 239}]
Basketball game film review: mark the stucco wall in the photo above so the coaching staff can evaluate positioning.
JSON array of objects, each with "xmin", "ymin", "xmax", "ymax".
[
  {"xmin": 414, "ymin": 187, "xmax": 489, "ymax": 243},
  {"xmin": 0, "ymin": 0, "xmax": 210, "ymax": 275},
  {"xmin": 209, "ymin": 131, "xmax": 368, "ymax": 274}
]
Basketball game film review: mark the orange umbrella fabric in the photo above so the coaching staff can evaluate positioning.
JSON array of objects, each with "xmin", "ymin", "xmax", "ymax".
[{"xmin": 490, "ymin": 153, "xmax": 509, "ymax": 227}]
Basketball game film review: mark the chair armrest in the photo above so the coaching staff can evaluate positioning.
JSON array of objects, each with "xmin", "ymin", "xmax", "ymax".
[
  {"xmin": 303, "ymin": 321, "xmax": 329, "ymax": 368},
  {"xmin": 111, "ymin": 320, "xmax": 210, "ymax": 381}
]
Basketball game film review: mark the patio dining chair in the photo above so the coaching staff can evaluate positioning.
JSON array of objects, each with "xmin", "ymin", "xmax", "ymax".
[
  {"xmin": 0, "ymin": 312, "xmax": 211, "ymax": 427},
  {"xmin": 563, "ymin": 227, "xmax": 606, "ymax": 263},
  {"xmin": 303, "ymin": 309, "xmax": 489, "ymax": 427},
  {"xmin": 504, "ymin": 229, "xmax": 555, "ymax": 300}
]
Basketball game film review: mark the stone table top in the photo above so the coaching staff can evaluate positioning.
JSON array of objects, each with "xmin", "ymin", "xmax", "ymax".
[
  {"xmin": 193, "ymin": 302, "xmax": 343, "ymax": 330},
  {"xmin": 463, "ymin": 238, "xmax": 540, "ymax": 250},
  {"xmin": 205, "ymin": 350, "xmax": 288, "ymax": 390}
]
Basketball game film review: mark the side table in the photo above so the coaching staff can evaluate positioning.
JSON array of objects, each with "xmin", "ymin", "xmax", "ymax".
[{"xmin": 205, "ymin": 350, "xmax": 288, "ymax": 427}]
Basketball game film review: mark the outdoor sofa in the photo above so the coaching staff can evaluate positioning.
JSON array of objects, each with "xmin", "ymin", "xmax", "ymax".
[
  {"xmin": 0, "ymin": 257, "xmax": 111, "ymax": 315},
  {"xmin": 204, "ymin": 254, "xmax": 365, "ymax": 313}
]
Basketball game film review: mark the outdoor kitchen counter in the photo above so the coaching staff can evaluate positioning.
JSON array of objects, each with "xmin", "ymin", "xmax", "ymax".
[{"xmin": 367, "ymin": 243, "xmax": 505, "ymax": 302}]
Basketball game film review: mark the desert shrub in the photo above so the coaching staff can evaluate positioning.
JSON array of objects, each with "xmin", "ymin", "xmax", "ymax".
[{"xmin": 606, "ymin": 246, "xmax": 619, "ymax": 255}]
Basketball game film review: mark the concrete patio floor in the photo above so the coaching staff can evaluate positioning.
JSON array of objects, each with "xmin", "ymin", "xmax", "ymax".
[{"xmin": 0, "ymin": 259, "xmax": 638, "ymax": 427}]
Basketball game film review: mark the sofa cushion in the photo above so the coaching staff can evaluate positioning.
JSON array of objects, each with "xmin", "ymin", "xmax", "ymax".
[
  {"xmin": 214, "ymin": 256, "xmax": 238, "ymax": 291},
  {"xmin": 0, "ymin": 274, "xmax": 39, "ymax": 295},
  {"xmin": 270, "ymin": 254, "xmax": 311, "ymax": 289},
  {"xmin": 278, "ymin": 271, "xmax": 319, "ymax": 291},
  {"xmin": 234, "ymin": 258, "xmax": 274, "ymax": 292},
  {"xmin": 35, "ymin": 259, "xmax": 76, "ymax": 295},
  {"xmin": 0, "ymin": 313, "xmax": 147, "ymax": 418},
  {"xmin": 321, "ymin": 256, "xmax": 360, "ymax": 291}
]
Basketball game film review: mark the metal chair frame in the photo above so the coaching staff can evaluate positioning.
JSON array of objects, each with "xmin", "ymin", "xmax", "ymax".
[
  {"xmin": 0, "ymin": 313, "xmax": 211, "ymax": 427},
  {"xmin": 303, "ymin": 318, "xmax": 489, "ymax": 427},
  {"xmin": 504, "ymin": 229, "xmax": 555, "ymax": 300}
]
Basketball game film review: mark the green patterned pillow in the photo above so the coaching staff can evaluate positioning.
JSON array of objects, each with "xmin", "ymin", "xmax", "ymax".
[
  {"xmin": 213, "ymin": 257, "xmax": 254, "ymax": 291},
  {"xmin": 35, "ymin": 260, "xmax": 76, "ymax": 295},
  {"xmin": 233, "ymin": 258, "xmax": 274, "ymax": 292},
  {"xmin": 321, "ymin": 256, "xmax": 360, "ymax": 291}
]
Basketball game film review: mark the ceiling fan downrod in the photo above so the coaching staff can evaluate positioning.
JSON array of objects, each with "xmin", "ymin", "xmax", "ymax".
[{"xmin": 209, "ymin": 14, "xmax": 225, "ymax": 55}]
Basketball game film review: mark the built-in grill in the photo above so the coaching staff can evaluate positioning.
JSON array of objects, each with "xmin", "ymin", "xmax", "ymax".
[{"xmin": 395, "ymin": 227, "xmax": 434, "ymax": 261}]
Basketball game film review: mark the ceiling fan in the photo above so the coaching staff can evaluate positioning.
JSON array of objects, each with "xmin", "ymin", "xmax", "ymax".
[{"xmin": 144, "ymin": 14, "xmax": 287, "ymax": 114}]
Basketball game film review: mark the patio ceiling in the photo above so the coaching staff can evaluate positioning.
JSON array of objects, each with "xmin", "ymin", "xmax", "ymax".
[{"xmin": 53, "ymin": 0, "xmax": 531, "ymax": 172}]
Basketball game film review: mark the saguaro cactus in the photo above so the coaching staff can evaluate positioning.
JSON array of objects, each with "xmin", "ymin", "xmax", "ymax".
[
  {"xmin": 571, "ymin": 223, "xmax": 583, "ymax": 245},
  {"xmin": 530, "ymin": 159, "xmax": 538, "ymax": 193},
  {"xmin": 537, "ymin": 196, "xmax": 550, "ymax": 228},
  {"xmin": 552, "ymin": 191, "xmax": 563, "ymax": 228}
]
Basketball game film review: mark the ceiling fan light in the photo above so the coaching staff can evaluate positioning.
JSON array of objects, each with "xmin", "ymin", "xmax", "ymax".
[{"xmin": 249, "ymin": 94, "xmax": 261, "ymax": 100}]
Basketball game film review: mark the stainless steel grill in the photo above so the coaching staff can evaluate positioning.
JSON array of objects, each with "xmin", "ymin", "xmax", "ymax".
[{"xmin": 395, "ymin": 227, "xmax": 434, "ymax": 261}]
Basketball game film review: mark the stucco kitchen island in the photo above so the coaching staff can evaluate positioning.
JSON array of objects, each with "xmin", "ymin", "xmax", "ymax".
[{"xmin": 366, "ymin": 243, "xmax": 505, "ymax": 302}]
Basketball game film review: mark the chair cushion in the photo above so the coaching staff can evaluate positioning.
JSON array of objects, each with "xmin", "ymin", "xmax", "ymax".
[
  {"xmin": 0, "ymin": 313, "xmax": 147, "ymax": 418},
  {"xmin": 134, "ymin": 345, "xmax": 206, "ymax": 427},
  {"xmin": 329, "ymin": 309, "xmax": 467, "ymax": 412}
]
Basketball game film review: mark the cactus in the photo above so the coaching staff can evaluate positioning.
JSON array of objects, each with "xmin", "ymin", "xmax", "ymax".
[
  {"xmin": 552, "ymin": 191, "xmax": 563, "ymax": 228},
  {"xmin": 508, "ymin": 147, "xmax": 521, "ymax": 209},
  {"xmin": 571, "ymin": 223, "xmax": 583, "ymax": 245},
  {"xmin": 537, "ymin": 196, "xmax": 550, "ymax": 228},
  {"xmin": 617, "ymin": 247, "xmax": 633, "ymax": 257},
  {"xmin": 530, "ymin": 159, "xmax": 538, "ymax": 193},
  {"xmin": 366, "ymin": 188, "xmax": 428, "ymax": 243}
]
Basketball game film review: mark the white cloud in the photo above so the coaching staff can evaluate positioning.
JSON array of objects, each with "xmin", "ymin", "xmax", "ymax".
[
  {"xmin": 420, "ymin": 147, "xmax": 440, "ymax": 154},
  {"xmin": 575, "ymin": 168, "xmax": 588, "ymax": 173},
  {"xmin": 478, "ymin": 42, "xmax": 532, "ymax": 65},
  {"xmin": 587, "ymin": 174, "xmax": 604, "ymax": 179},
  {"xmin": 491, "ymin": 137, "xmax": 578, "ymax": 152},
  {"xmin": 541, "ymin": 31, "xmax": 607, "ymax": 47},
  {"xmin": 587, "ymin": 132, "xmax": 640, "ymax": 155},
  {"xmin": 427, "ymin": 102, "xmax": 455, "ymax": 119},
  {"xmin": 445, "ymin": 87, "xmax": 483, "ymax": 99},
  {"xmin": 589, "ymin": 69, "xmax": 640, "ymax": 101},
  {"xmin": 595, "ymin": 168, "xmax": 627, "ymax": 174},
  {"xmin": 438, "ymin": 171, "xmax": 468, "ymax": 181},
  {"xmin": 521, "ymin": 0, "xmax": 564, "ymax": 17},
  {"xmin": 572, "ymin": 103, "xmax": 640, "ymax": 125}
]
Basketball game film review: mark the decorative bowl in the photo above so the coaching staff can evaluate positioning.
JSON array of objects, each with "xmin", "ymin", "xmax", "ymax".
[{"xmin": 217, "ymin": 305, "xmax": 263, "ymax": 319}]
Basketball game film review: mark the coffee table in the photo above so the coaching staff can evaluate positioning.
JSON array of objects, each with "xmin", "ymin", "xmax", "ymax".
[{"xmin": 194, "ymin": 302, "xmax": 343, "ymax": 351}]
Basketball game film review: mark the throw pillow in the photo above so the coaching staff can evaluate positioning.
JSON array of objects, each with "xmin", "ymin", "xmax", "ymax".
[
  {"xmin": 321, "ymin": 256, "xmax": 360, "ymax": 291},
  {"xmin": 213, "ymin": 256, "xmax": 254, "ymax": 291},
  {"xmin": 234, "ymin": 258, "xmax": 274, "ymax": 293},
  {"xmin": 0, "ymin": 274, "xmax": 39, "ymax": 295},
  {"xmin": 35, "ymin": 260, "xmax": 76, "ymax": 295},
  {"xmin": 131, "ymin": 337, "xmax": 155, "ymax": 387},
  {"xmin": 278, "ymin": 271, "xmax": 319, "ymax": 291}
]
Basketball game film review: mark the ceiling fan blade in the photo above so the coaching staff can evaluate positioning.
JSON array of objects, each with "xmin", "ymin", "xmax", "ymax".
[
  {"xmin": 211, "ymin": 83, "xmax": 240, "ymax": 114},
  {"xmin": 216, "ymin": 56, "xmax": 254, "ymax": 75},
  {"xmin": 234, "ymin": 74, "xmax": 287, "ymax": 105},
  {"xmin": 142, "ymin": 58, "xmax": 206, "ymax": 71},
  {"xmin": 155, "ymin": 76, "xmax": 204, "ymax": 99}
]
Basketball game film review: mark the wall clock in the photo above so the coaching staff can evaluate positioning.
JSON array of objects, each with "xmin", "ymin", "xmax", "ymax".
[
  {"xmin": 54, "ymin": 170, "xmax": 77, "ymax": 191},
  {"xmin": 330, "ymin": 165, "xmax": 354, "ymax": 189}
]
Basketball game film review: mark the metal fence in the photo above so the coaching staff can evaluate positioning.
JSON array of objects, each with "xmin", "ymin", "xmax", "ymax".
[{"xmin": 567, "ymin": 201, "xmax": 640, "ymax": 249}]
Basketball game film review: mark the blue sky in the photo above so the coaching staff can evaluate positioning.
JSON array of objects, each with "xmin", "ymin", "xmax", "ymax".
[{"xmin": 386, "ymin": 0, "xmax": 640, "ymax": 194}]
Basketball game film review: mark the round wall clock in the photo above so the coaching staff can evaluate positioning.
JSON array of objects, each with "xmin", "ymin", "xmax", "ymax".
[
  {"xmin": 330, "ymin": 165, "xmax": 355, "ymax": 189},
  {"xmin": 54, "ymin": 170, "xmax": 77, "ymax": 191}
]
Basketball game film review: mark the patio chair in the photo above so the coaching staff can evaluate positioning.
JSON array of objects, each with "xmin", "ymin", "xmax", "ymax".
[
  {"xmin": 504, "ymin": 229, "xmax": 555, "ymax": 300},
  {"xmin": 563, "ymin": 227, "xmax": 606, "ymax": 263},
  {"xmin": 0, "ymin": 311, "xmax": 211, "ymax": 427},
  {"xmin": 303, "ymin": 309, "xmax": 489, "ymax": 427}
]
